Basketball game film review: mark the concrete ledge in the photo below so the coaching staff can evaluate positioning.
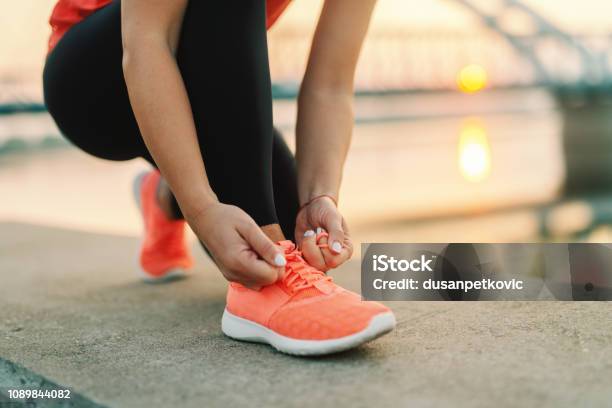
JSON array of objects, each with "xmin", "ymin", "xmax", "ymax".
[
  {"xmin": 0, "ymin": 357, "xmax": 105, "ymax": 408},
  {"xmin": 1, "ymin": 222, "xmax": 611, "ymax": 407}
]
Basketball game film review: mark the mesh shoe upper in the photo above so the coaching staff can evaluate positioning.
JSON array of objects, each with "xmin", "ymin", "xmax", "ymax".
[{"xmin": 226, "ymin": 240, "xmax": 390, "ymax": 340}]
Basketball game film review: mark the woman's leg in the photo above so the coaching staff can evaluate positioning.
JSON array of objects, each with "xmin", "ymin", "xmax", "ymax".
[
  {"xmin": 272, "ymin": 129, "xmax": 299, "ymax": 239},
  {"xmin": 43, "ymin": 2, "xmax": 146, "ymax": 162},
  {"xmin": 175, "ymin": 0, "xmax": 278, "ymax": 230},
  {"xmin": 43, "ymin": 0, "xmax": 298, "ymax": 240},
  {"xmin": 165, "ymin": 128, "xmax": 299, "ymax": 241}
]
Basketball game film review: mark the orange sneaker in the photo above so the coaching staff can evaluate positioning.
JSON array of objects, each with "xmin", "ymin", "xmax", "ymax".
[
  {"xmin": 222, "ymin": 241, "xmax": 395, "ymax": 356},
  {"xmin": 133, "ymin": 170, "xmax": 193, "ymax": 283}
]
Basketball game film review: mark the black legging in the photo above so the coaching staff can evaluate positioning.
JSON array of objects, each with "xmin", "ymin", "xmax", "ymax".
[{"xmin": 43, "ymin": 0, "xmax": 299, "ymax": 239}]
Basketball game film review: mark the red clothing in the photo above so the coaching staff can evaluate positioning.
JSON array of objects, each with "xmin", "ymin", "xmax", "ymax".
[{"xmin": 48, "ymin": 0, "xmax": 291, "ymax": 52}]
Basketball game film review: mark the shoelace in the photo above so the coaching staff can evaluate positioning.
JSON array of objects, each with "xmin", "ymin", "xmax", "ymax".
[
  {"xmin": 312, "ymin": 230, "xmax": 347, "ymax": 251},
  {"xmin": 281, "ymin": 248, "xmax": 333, "ymax": 292}
]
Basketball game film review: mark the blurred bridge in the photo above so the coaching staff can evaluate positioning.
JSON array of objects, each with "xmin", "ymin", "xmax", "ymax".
[
  {"xmin": 3, "ymin": 0, "xmax": 612, "ymax": 105},
  {"xmin": 448, "ymin": 1, "xmax": 612, "ymax": 196},
  {"xmin": 454, "ymin": 0, "xmax": 612, "ymax": 88},
  {"xmin": 2, "ymin": 0, "xmax": 612, "ymax": 237}
]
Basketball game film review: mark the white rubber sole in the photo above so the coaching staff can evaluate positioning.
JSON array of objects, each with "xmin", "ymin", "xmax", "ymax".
[
  {"xmin": 221, "ymin": 309, "xmax": 396, "ymax": 356},
  {"xmin": 133, "ymin": 172, "xmax": 187, "ymax": 284}
]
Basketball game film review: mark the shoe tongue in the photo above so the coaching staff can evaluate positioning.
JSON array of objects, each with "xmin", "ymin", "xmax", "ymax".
[{"xmin": 282, "ymin": 253, "xmax": 335, "ymax": 296}]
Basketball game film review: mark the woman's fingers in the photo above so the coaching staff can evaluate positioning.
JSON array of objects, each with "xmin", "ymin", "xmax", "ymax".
[
  {"xmin": 314, "ymin": 227, "xmax": 350, "ymax": 269},
  {"xmin": 301, "ymin": 225, "xmax": 352, "ymax": 271},
  {"xmin": 340, "ymin": 217, "xmax": 354, "ymax": 259},
  {"xmin": 239, "ymin": 256, "xmax": 282, "ymax": 288},
  {"xmin": 223, "ymin": 244, "xmax": 282, "ymax": 289},
  {"xmin": 236, "ymin": 220, "xmax": 286, "ymax": 268},
  {"xmin": 324, "ymin": 216, "xmax": 345, "ymax": 254},
  {"xmin": 190, "ymin": 203, "xmax": 288, "ymax": 288},
  {"xmin": 301, "ymin": 229, "xmax": 328, "ymax": 271}
]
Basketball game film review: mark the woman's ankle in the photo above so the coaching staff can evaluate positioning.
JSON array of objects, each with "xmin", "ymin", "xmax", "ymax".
[{"xmin": 261, "ymin": 224, "xmax": 285, "ymax": 242}]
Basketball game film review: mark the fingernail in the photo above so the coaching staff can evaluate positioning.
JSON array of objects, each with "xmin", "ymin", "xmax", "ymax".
[
  {"xmin": 274, "ymin": 253, "xmax": 286, "ymax": 267},
  {"xmin": 304, "ymin": 230, "xmax": 315, "ymax": 237},
  {"xmin": 316, "ymin": 227, "xmax": 322, "ymax": 234},
  {"xmin": 331, "ymin": 241, "xmax": 342, "ymax": 253}
]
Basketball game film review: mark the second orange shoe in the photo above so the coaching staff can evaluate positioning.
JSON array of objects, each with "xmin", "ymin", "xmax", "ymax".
[
  {"xmin": 133, "ymin": 170, "xmax": 193, "ymax": 282},
  {"xmin": 222, "ymin": 241, "xmax": 395, "ymax": 356}
]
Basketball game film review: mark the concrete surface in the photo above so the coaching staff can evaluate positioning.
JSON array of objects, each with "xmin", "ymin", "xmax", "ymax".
[{"xmin": 1, "ymin": 221, "xmax": 612, "ymax": 408}]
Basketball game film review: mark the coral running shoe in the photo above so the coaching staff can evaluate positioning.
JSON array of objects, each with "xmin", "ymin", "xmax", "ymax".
[
  {"xmin": 133, "ymin": 170, "xmax": 193, "ymax": 283},
  {"xmin": 222, "ymin": 241, "xmax": 396, "ymax": 356}
]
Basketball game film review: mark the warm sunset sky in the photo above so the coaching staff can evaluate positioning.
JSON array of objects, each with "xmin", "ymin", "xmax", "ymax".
[
  {"xmin": 2, "ymin": 0, "xmax": 612, "ymax": 81},
  {"xmin": 279, "ymin": 0, "xmax": 612, "ymax": 32}
]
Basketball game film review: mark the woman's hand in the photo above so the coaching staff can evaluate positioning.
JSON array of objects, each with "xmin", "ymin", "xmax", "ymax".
[
  {"xmin": 294, "ymin": 196, "xmax": 354, "ymax": 272},
  {"xmin": 188, "ymin": 202, "xmax": 286, "ymax": 289},
  {"xmin": 292, "ymin": 0, "xmax": 375, "ymax": 273}
]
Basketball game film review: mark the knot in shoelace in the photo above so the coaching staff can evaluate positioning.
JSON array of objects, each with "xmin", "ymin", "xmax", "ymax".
[{"xmin": 281, "ymin": 249, "xmax": 332, "ymax": 293}]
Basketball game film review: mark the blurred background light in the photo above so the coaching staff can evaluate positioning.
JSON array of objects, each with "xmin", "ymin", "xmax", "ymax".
[
  {"xmin": 458, "ymin": 119, "xmax": 491, "ymax": 182},
  {"xmin": 457, "ymin": 64, "xmax": 488, "ymax": 94},
  {"xmin": 1, "ymin": 0, "xmax": 611, "ymax": 243}
]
